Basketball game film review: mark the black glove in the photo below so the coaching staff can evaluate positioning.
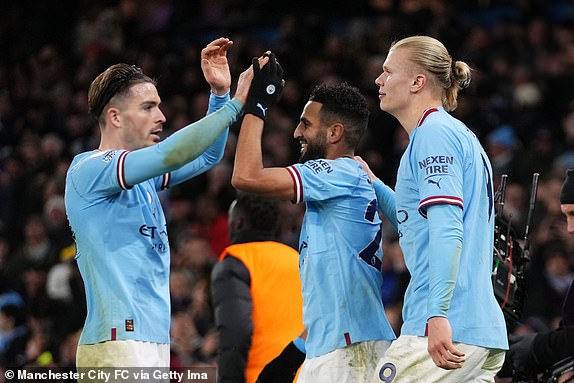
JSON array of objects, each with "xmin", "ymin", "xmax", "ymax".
[
  {"xmin": 244, "ymin": 52, "xmax": 284, "ymax": 120},
  {"xmin": 256, "ymin": 341, "xmax": 305, "ymax": 383},
  {"xmin": 509, "ymin": 333, "xmax": 538, "ymax": 374}
]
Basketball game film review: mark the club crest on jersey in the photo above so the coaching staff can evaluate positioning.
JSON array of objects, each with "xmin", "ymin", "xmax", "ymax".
[
  {"xmin": 102, "ymin": 150, "xmax": 117, "ymax": 163},
  {"xmin": 304, "ymin": 159, "xmax": 333, "ymax": 174},
  {"xmin": 418, "ymin": 155, "xmax": 453, "ymax": 176}
]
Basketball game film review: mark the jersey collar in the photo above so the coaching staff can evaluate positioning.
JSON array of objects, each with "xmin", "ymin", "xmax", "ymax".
[{"xmin": 416, "ymin": 107, "xmax": 440, "ymax": 128}]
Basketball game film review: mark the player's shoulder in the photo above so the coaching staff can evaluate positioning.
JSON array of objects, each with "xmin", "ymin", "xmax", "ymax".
[
  {"xmin": 418, "ymin": 109, "xmax": 457, "ymax": 134},
  {"xmin": 69, "ymin": 150, "xmax": 124, "ymax": 172},
  {"xmin": 298, "ymin": 157, "xmax": 361, "ymax": 175},
  {"xmin": 415, "ymin": 109, "xmax": 472, "ymax": 147}
]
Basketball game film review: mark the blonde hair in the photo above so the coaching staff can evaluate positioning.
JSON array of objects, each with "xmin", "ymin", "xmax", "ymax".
[{"xmin": 391, "ymin": 36, "xmax": 471, "ymax": 112}]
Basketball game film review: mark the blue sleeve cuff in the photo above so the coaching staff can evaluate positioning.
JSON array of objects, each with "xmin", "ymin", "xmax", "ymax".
[
  {"xmin": 208, "ymin": 91, "xmax": 231, "ymax": 114},
  {"xmin": 293, "ymin": 336, "xmax": 306, "ymax": 353},
  {"xmin": 372, "ymin": 178, "xmax": 397, "ymax": 229}
]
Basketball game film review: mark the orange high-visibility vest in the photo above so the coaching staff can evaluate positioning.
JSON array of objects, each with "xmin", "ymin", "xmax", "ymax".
[{"xmin": 219, "ymin": 241, "xmax": 304, "ymax": 383}]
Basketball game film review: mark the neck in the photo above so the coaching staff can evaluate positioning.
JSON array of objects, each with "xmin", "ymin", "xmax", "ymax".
[
  {"xmin": 395, "ymin": 95, "xmax": 443, "ymax": 135},
  {"xmin": 326, "ymin": 145, "xmax": 354, "ymax": 160},
  {"xmin": 99, "ymin": 131, "xmax": 126, "ymax": 151}
]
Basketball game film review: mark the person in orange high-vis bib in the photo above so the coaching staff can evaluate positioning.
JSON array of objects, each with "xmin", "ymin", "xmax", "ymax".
[{"xmin": 211, "ymin": 192, "xmax": 304, "ymax": 383}]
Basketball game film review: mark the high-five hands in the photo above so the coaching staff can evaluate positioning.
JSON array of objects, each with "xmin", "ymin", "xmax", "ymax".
[
  {"xmin": 244, "ymin": 52, "xmax": 285, "ymax": 120},
  {"xmin": 201, "ymin": 37, "xmax": 233, "ymax": 95}
]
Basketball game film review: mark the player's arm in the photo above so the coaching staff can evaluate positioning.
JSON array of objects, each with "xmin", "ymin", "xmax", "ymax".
[
  {"xmin": 164, "ymin": 37, "xmax": 233, "ymax": 187},
  {"xmin": 121, "ymin": 63, "xmax": 253, "ymax": 188},
  {"xmin": 426, "ymin": 203, "xmax": 465, "ymax": 370},
  {"xmin": 211, "ymin": 256, "xmax": 253, "ymax": 383},
  {"xmin": 426, "ymin": 203, "xmax": 463, "ymax": 318},
  {"xmin": 232, "ymin": 114, "xmax": 295, "ymax": 200},
  {"xmin": 231, "ymin": 53, "xmax": 291, "ymax": 199},
  {"xmin": 122, "ymin": 98, "xmax": 241, "ymax": 187},
  {"xmin": 162, "ymin": 91, "xmax": 231, "ymax": 188},
  {"xmin": 256, "ymin": 329, "xmax": 307, "ymax": 383},
  {"xmin": 354, "ymin": 156, "xmax": 397, "ymax": 228}
]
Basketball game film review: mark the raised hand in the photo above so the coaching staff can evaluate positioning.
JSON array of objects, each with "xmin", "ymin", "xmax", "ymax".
[
  {"xmin": 243, "ymin": 52, "xmax": 285, "ymax": 120},
  {"xmin": 201, "ymin": 37, "xmax": 233, "ymax": 95}
]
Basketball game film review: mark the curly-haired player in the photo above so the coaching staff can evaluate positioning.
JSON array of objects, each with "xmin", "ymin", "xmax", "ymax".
[{"xmin": 233, "ymin": 62, "xmax": 396, "ymax": 383}]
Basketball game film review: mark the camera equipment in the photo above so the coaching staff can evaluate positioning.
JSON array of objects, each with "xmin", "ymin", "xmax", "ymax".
[
  {"xmin": 544, "ymin": 357, "xmax": 574, "ymax": 383},
  {"xmin": 492, "ymin": 173, "xmax": 539, "ymax": 332}
]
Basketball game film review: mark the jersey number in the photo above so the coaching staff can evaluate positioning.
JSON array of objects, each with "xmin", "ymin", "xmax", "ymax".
[
  {"xmin": 359, "ymin": 199, "xmax": 383, "ymax": 271},
  {"xmin": 481, "ymin": 154, "xmax": 493, "ymax": 222},
  {"xmin": 378, "ymin": 362, "xmax": 397, "ymax": 382},
  {"xmin": 365, "ymin": 198, "xmax": 377, "ymax": 222}
]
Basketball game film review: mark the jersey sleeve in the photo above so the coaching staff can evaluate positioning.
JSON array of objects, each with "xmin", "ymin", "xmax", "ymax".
[
  {"xmin": 207, "ymin": 91, "xmax": 230, "ymax": 114},
  {"xmin": 67, "ymin": 150, "xmax": 131, "ymax": 197},
  {"xmin": 411, "ymin": 121, "xmax": 464, "ymax": 217},
  {"xmin": 150, "ymin": 91, "xmax": 232, "ymax": 191},
  {"xmin": 286, "ymin": 159, "xmax": 357, "ymax": 203}
]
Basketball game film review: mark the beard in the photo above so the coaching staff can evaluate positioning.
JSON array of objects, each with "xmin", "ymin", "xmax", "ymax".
[{"xmin": 298, "ymin": 138, "xmax": 327, "ymax": 163}]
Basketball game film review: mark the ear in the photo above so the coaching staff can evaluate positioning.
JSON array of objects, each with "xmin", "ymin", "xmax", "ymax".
[
  {"xmin": 411, "ymin": 74, "xmax": 426, "ymax": 93},
  {"xmin": 328, "ymin": 123, "xmax": 345, "ymax": 144},
  {"xmin": 106, "ymin": 106, "xmax": 122, "ymax": 128}
]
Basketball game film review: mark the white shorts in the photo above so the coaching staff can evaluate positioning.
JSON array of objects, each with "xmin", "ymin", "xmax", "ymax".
[
  {"xmin": 76, "ymin": 340, "xmax": 170, "ymax": 368},
  {"xmin": 370, "ymin": 335, "xmax": 505, "ymax": 383},
  {"xmin": 297, "ymin": 340, "xmax": 391, "ymax": 383}
]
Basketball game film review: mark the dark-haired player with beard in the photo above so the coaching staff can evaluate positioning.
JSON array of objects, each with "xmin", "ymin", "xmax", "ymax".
[{"xmin": 232, "ymin": 68, "xmax": 396, "ymax": 383}]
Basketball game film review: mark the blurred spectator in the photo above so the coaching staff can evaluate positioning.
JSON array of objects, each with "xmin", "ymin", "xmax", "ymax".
[
  {"xmin": 0, "ymin": 304, "xmax": 29, "ymax": 367},
  {"xmin": 173, "ymin": 235, "xmax": 216, "ymax": 281},
  {"xmin": 522, "ymin": 242, "xmax": 574, "ymax": 327},
  {"xmin": 57, "ymin": 330, "xmax": 80, "ymax": 369},
  {"xmin": 4, "ymin": 215, "xmax": 57, "ymax": 286},
  {"xmin": 486, "ymin": 125, "xmax": 520, "ymax": 182},
  {"xmin": 189, "ymin": 193, "xmax": 230, "ymax": 256},
  {"xmin": 43, "ymin": 195, "xmax": 73, "ymax": 250},
  {"xmin": 170, "ymin": 267, "xmax": 194, "ymax": 314}
]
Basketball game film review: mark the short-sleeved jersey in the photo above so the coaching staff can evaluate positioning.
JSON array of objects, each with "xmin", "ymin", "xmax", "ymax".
[
  {"xmin": 395, "ymin": 107, "xmax": 507, "ymax": 349},
  {"xmin": 286, "ymin": 157, "xmax": 396, "ymax": 358}
]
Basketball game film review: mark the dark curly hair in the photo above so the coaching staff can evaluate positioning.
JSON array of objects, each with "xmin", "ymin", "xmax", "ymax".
[
  {"xmin": 234, "ymin": 192, "xmax": 280, "ymax": 233},
  {"xmin": 308, "ymin": 82, "xmax": 369, "ymax": 149}
]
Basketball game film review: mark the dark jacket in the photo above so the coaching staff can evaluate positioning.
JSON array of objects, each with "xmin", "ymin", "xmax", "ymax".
[{"xmin": 211, "ymin": 230, "xmax": 303, "ymax": 383}]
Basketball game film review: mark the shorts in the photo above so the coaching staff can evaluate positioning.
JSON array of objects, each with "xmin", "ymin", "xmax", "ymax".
[
  {"xmin": 76, "ymin": 339, "xmax": 170, "ymax": 367},
  {"xmin": 370, "ymin": 335, "xmax": 505, "ymax": 383},
  {"xmin": 297, "ymin": 340, "xmax": 391, "ymax": 383}
]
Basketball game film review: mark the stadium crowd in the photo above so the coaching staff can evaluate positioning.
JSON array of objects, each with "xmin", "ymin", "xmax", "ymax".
[{"xmin": 1, "ymin": 0, "xmax": 574, "ymax": 375}]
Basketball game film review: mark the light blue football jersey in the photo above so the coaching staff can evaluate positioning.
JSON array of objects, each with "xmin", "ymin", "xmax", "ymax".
[
  {"xmin": 286, "ymin": 157, "xmax": 396, "ymax": 358},
  {"xmin": 65, "ymin": 93, "xmax": 233, "ymax": 345},
  {"xmin": 395, "ymin": 106, "xmax": 508, "ymax": 349}
]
